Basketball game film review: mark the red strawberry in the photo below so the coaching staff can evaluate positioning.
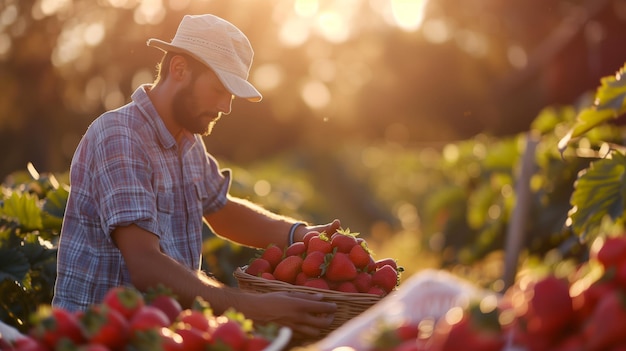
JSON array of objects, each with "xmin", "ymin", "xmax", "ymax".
[
  {"xmin": 352, "ymin": 271, "xmax": 373, "ymax": 293},
  {"xmin": 178, "ymin": 309, "xmax": 211, "ymax": 331},
  {"xmin": 285, "ymin": 241, "xmax": 306, "ymax": 257},
  {"xmin": 29, "ymin": 307, "xmax": 85, "ymax": 349},
  {"xmin": 337, "ymin": 281, "xmax": 359, "ymax": 293},
  {"xmin": 307, "ymin": 235, "xmax": 332, "ymax": 254},
  {"xmin": 260, "ymin": 244, "xmax": 284, "ymax": 269},
  {"xmin": 246, "ymin": 258, "xmax": 272, "ymax": 276},
  {"xmin": 245, "ymin": 335, "xmax": 271, "ymax": 351},
  {"xmin": 273, "ymin": 255, "xmax": 304, "ymax": 284},
  {"xmin": 593, "ymin": 236, "xmax": 626, "ymax": 269},
  {"xmin": 295, "ymin": 271, "xmax": 309, "ymax": 285},
  {"xmin": 583, "ymin": 288, "xmax": 626, "ymax": 351},
  {"xmin": 80, "ymin": 305, "xmax": 129, "ymax": 350},
  {"xmin": 331, "ymin": 233, "xmax": 358, "ymax": 253},
  {"xmin": 148, "ymin": 294, "xmax": 183, "ymax": 325},
  {"xmin": 432, "ymin": 302, "xmax": 505, "ymax": 351},
  {"xmin": 102, "ymin": 285, "xmax": 145, "ymax": 320},
  {"xmin": 174, "ymin": 325, "xmax": 212, "ymax": 351},
  {"xmin": 211, "ymin": 318, "xmax": 247, "ymax": 350},
  {"xmin": 303, "ymin": 278, "xmax": 330, "ymax": 290},
  {"xmin": 521, "ymin": 275, "xmax": 574, "ymax": 340},
  {"xmin": 372, "ymin": 265, "xmax": 398, "ymax": 293},
  {"xmin": 301, "ymin": 250, "xmax": 326, "ymax": 277},
  {"xmin": 303, "ymin": 231, "xmax": 320, "ymax": 247},
  {"xmin": 349, "ymin": 243, "xmax": 372, "ymax": 269},
  {"xmin": 325, "ymin": 252, "xmax": 357, "ymax": 282},
  {"xmin": 260, "ymin": 272, "xmax": 275, "ymax": 280},
  {"xmin": 367, "ymin": 285, "xmax": 386, "ymax": 296},
  {"xmin": 129, "ymin": 305, "xmax": 171, "ymax": 332},
  {"xmin": 375, "ymin": 258, "xmax": 398, "ymax": 270}
]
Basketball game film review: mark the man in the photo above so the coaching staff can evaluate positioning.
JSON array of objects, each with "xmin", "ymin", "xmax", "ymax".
[{"xmin": 53, "ymin": 14, "xmax": 339, "ymax": 337}]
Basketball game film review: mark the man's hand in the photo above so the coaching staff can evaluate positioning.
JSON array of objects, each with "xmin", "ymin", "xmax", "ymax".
[
  {"xmin": 239, "ymin": 291, "xmax": 337, "ymax": 338},
  {"xmin": 295, "ymin": 219, "xmax": 342, "ymax": 243}
]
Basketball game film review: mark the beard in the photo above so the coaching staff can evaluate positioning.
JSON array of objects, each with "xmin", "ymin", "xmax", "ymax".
[{"xmin": 171, "ymin": 80, "xmax": 221, "ymax": 136}]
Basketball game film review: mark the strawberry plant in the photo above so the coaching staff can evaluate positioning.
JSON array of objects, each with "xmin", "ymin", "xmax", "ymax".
[{"xmin": 0, "ymin": 164, "xmax": 68, "ymax": 332}]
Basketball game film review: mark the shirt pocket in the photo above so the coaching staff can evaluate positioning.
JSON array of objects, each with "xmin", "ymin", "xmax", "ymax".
[{"xmin": 156, "ymin": 191, "xmax": 174, "ymax": 238}]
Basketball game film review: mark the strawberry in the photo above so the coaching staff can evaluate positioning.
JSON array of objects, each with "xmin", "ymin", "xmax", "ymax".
[
  {"xmin": 432, "ymin": 302, "xmax": 505, "ymax": 351},
  {"xmin": 28, "ymin": 307, "xmax": 85, "ymax": 349},
  {"xmin": 302, "ymin": 231, "xmax": 320, "ymax": 247},
  {"xmin": 174, "ymin": 325, "xmax": 212, "ymax": 351},
  {"xmin": 301, "ymin": 250, "xmax": 326, "ymax": 277},
  {"xmin": 211, "ymin": 317, "xmax": 247, "ymax": 351},
  {"xmin": 325, "ymin": 252, "xmax": 358, "ymax": 282},
  {"xmin": 285, "ymin": 241, "xmax": 306, "ymax": 257},
  {"xmin": 129, "ymin": 305, "xmax": 171, "ymax": 332},
  {"xmin": 367, "ymin": 285, "xmax": 386, "ymax": 296},
  {"xmin": 245, "ymin": 335, "xmax": 271, "ymax": 351},
  {"xmin": 352, "ymin": 271, "xmax": 373, "ymax": 293},
  {"xmin": 295, "ymin": 271, "xmax": 309, "ymax": 285},
  {"xmin": 102, "ymin": 285, "xmax": 145, "ymax": 320},
  {"xmin": 349, "ymin": 243, "xmax": 372, "ymax": 269},
  {"xmin": 375, "ymin": 258, "xmax": 398, "ymax": 271},
  {"xmin": 246, "ymin": 258, "xmax": 272, "ymax": 276},
  {"xmin": 583, "ymin": 288, "xmax": 626, "ymax": 351},
  {"xmin": 260, "ymin": 244, "xmax": 284, "ymax": 269},
  {"xmin": 303, "ymin": 278, "xmax": 330, "ymax": 290},
  {"xmin": 273, "ymin": 255, "xmax": 304, "ymax": 284},
  {"xmin": 331, "ymin": 233, "xmax": 358, "ymax": 253},
  {"xmin": 80, "ymin": 305, "xmax": 129, "ymax": 350},
  {"xmin": 521, "ymin": 275, "xmax": 574, "ymax": 341},
  {"xmin": 177, "ymin": 309, "xmax": 211, "ymax": 331},
  {"xmin": 337, "ymin": 281, "xmax": 359, "ymax": 293},
  {"xmin": 372, "ymin": 264, "xmax": 398, "ymax": 293},
  {"xmin": 260, "ymin": 272, "xmax": 275, "ymax": 280},
  {"xmin": 148, "ymin": 294, "xmax": 183, "ymax": 326},
  {"xmin": 593, "ymin": 236, "xmax": 626, "ymax": 269},
  {"xmin": 307, "ymin": 234, "xmax": 332, "ymax": 254}
]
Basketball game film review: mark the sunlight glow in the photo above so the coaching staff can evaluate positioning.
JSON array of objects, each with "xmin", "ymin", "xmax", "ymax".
[
  {"xmin": 0, "ymin": 33, "xmax": 10, "ymax": 57},
  {"xmin": 39, "ymin": 0, "xmax": 71, "ymax": 17},
  {"xmin": 279, "ymin": 18, "xmax": 311, "ymax": 47},
  {"xmin": 422, "ymin": 18, "xmax": 452, "ymax": 44},
  {"xmin": 316, "ymin": 12, "xmax": 350, "ymax": 43},
  {"xmin": 253, "ymin": 64, "xmax": 284, "ymax": 92},
  {"xmin": 391, "ymin": 0, "xmax": 429, "ymax": 31},
  {"xmin": 134, "ymin": 0, "xmax": 165, "ymax": 25},
  {"xmin": 507, "ymin": 45, "xmax": 528, "ymax": 69},
  {"xmin": 455, "ymin": 30, "xmax": 488, "ymax": 58},
  {"xmin": 1, "ymin": 5, "xmax": 18, "ymax": 27},
  {"xmin": 105, "ymin": 0, "xmax": 139, "ymax": 8},
  {"xmin": 294, "ymin": 0, "xmax": 319, "ymax": 18},
  {"xmin": 83, "ymin": 22, "xmax": 105, "ymax": 47},
  {"xmin": 300, "ymin": 80, "xmax": 331, "ymax": 110}
]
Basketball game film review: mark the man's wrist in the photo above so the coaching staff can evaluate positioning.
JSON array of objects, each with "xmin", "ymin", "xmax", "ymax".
[{"xmin": 288, "ymin": 222, "xmax": 306, "ymax": 246}]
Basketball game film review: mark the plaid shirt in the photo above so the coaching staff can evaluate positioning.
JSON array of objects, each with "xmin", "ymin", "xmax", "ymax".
[{"xmin": 52, "ymin": 85, "xmax": 231, "ymax": 311}]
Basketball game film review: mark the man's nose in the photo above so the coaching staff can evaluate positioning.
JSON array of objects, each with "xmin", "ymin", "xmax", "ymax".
[{"xmin": 218, "ymin": 95, "xmax": 234, "ymax": 115}]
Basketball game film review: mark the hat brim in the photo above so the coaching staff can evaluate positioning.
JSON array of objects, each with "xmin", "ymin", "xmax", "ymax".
[{"xmin": 147, "ymin": 38, "xmax": 262, "ymax": 102}]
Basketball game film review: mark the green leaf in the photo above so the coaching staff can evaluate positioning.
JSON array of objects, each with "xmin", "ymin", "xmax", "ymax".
[
  {"xmin": 569, "ymin": 151, "xmax": 626, "ymax": 238},
  {"xmin": 0, "ymin": 191, "xmax": 43, "ymax": 231},
  {"xmin": 0, "ymin": 247, "xmax": 30, "ymax": 282},
  {"xmin": 558, "ymin": 63, "xmax": 626, "ymax": 152}
]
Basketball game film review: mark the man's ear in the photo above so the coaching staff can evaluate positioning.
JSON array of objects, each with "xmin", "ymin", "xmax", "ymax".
[{"xmin": 169, "ymin": 55, "xmax": 187, "ymax": 81}]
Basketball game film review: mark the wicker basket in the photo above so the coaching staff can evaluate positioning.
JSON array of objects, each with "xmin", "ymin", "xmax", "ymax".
[{"xmin": 234, "ymin": 266, "xmax": 382, "ymax": 341}]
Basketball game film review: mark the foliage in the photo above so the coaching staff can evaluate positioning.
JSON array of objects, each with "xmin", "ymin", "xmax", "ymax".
[{"xmin": 0, "ymin": 164, "xmax": 67, "ymax": 332}]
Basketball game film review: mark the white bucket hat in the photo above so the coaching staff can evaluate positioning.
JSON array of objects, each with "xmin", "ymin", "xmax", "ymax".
[{"xmin": 147, "ymin": 14, "xmax": 262, "ymax": 102}]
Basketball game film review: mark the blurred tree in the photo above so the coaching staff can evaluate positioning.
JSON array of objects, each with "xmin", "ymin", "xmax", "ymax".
[{"xmin": 0, "ymin": 0, "xmax": 625, "ymax": 180}]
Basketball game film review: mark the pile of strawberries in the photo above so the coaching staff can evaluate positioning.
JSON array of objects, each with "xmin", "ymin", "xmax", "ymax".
[
  {"xmin": 363, "ymin": 234, "xmax": 626, "ymax": 351},
  {"xmin": 245, "ymin": 228, "xmax": 401, "ymax": 296},
  {"xmin": 1, "ymin": 286, "xmax": 279, "ymax": 351}
]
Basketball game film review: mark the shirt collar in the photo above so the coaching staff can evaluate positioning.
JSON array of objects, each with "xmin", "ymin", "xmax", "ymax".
[{"xmin": 131, "ymin": 84, "xmax": 179, "ymax": 149}]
